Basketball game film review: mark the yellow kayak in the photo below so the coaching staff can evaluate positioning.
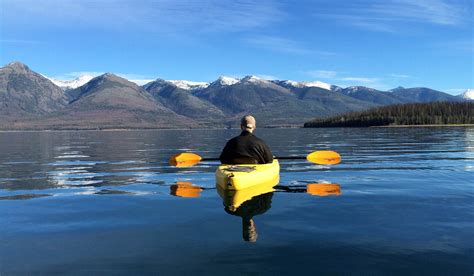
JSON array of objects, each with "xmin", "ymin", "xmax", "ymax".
[{"xmin": 215, "ymin": 159, "xmax": 280, "ymax": 190}]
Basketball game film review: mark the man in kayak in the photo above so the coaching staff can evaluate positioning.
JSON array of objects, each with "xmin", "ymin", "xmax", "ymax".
[{"xmin": 219, "ymin": 115, "xmax": 273, "ymax": 164}]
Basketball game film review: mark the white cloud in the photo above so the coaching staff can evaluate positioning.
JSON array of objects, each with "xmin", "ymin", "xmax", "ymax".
[
  {"xmin": 2, "ymin": 0, "xmax": 285, "ymax": 34},
  {"xmin": 244, "ymin": 35, "xmax": 335, "ymax": 56},
  {"xmin": 336, "ymin": 76, "xmax": 393, "ymax": 90},
  {"xmin": 302, "ymin": 69, "xmax": 393, "ymax": 89},
  {"xmin": 0, "ymin": 39, "xmax": 45, "ymax": 44},
  {"xmin": 367, "ymin": 0, "xmax": 467, "ymax": 26},
  {"xmin": 316, "ymin": 0, "xmax": 470, "ymax": 32},
  {"xmin": 339, "ymin": 77, "xmax": 379, "ymax": 84},
  {"xmin": 303, "ymin": 70, "xmax": 378, "ymax": 84},
  {"xmin": 388, "ymin": 74, "xmax": 411, "ymax": 78}
]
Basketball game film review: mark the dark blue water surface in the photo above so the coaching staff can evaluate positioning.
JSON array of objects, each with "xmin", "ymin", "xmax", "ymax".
[{"xmin": 0, "ymin": 128, "xmax": 473, "ymax": 275}]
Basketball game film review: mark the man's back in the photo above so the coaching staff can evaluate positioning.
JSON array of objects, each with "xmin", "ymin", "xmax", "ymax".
[{"xmin": 219, "ymin": 131, "xmax": 273, "ymax": 164}]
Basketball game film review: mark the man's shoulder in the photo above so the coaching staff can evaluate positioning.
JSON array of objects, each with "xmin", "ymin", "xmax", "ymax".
[
  {"xmin": 226, "ymin": 135, "xmax": 242, "ymax": 144},
  {"xmin": 248, "ymin": 133, "xmax": 263, "ymax": 141},
  {"xmin": 250, "ymin": 134, "xmax": 269, "ymax": 146},
  {"xmin": 232, "ymin": 132, "xmax": 267, "ymax": 145}
]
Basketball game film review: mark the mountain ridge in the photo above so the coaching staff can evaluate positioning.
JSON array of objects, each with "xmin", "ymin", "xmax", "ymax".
[
  {"xmin": 0, "ymin": 62, "xmax": 469, "ymax": 130},
  {"xmin": 0, "ymin": 62, "xmax": 67, "ymax": 116}
]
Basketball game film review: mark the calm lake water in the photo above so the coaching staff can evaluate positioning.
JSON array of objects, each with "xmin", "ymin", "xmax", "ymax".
[{"xmin": 0, "ymin": 128, "xmax": 473, "ymax": 275}]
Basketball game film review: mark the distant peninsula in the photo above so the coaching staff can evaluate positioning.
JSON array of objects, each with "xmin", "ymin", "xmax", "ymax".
[{"xmin": 304, "ymin": 102, "xmax": 474, "ymax": 127}]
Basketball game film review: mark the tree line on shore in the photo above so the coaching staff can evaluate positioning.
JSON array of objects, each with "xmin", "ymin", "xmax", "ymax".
[{"xmin": 304, "ymin": 102, "xmax": 474, "ymax": 127}]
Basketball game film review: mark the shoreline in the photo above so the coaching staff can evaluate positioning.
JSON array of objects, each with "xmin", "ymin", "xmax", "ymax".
[
  {"xmin": 372, "ymin": 124, "xmax": 474, "ymax": 128},
  {"xmin": 0, "ymin": 124, "xmax": 473, "ymax": 132},
  {"xmin": 0, "ymin": 126, "xmax": 303, "ymax": 132}
]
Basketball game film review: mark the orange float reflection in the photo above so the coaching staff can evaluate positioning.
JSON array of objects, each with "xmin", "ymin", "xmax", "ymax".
[
  {"xmin": 306, "ymin": 183, "xmax": 341, "ymax": 196},
  {"xmin": 170, "ymin": 181, "xmax": 203, "ymax": 198}
]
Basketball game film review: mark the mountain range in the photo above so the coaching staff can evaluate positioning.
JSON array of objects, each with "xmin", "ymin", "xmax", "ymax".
[{"xmin": 0, "ymin": 62, "xmax": 470, "ymax": 130}]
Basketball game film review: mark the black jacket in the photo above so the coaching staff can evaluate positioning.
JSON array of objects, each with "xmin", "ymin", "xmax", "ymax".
[{"xmin": 219, "ymin": 131, "xmax": 273, "ymax": 164}]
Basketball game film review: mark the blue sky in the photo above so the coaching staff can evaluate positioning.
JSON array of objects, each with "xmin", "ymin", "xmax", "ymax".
[{"xmin": 1, "ymin": 0, "xmax": 472, "ymax": 93}]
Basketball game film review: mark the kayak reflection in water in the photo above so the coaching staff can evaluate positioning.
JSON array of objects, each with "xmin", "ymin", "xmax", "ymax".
[
  {"xmin": 217, "ymin": 178, "xmax": 278, "ymax": 243},
  {"xmin": 219, "ymin": 115, "xmax": 273, "ymax": 165},
  {"xmin": 224, "ymin": 191, "xmax": 273, "ymax": 243},
  {"xmin": 218, "ymin": 181, "xmax": 341, "ymax": 242}
]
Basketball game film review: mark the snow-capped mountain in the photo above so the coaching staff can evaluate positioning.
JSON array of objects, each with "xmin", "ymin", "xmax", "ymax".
[
  {"xmin": 3, "ymin": 61, "xmax": 471, "ymax": 130},
  {"xmin": 209, "ymin": 76, "xmax": 239, "ymax": 87},
  {"xmin": 342, "ymin": 86, "xmax": 379, "ymax": 94},
  {"xmin": 301, "ymin": 81, "xmax": 332, "ymax": 90},
  {"xmin": 40, "ymin": 69, "xmax": 468, "ymax": 105},
  {"xmin": 272, "ymin": 79, "xmax": 337, "ymax": 91},
  {"xmin": 460, "ymin": 89, "xmax": 474, "ymax": 100},
  {"xmin": 48, "ymin": 75, "xmax": 95, "ymax": 90},
  {"xmin": 168, "ymin": 80, "xmax": 209, "ymax": 90},
  {"xmin": 241, "ymin": 75, "xmax": 267, "ymax": 84},
  {"xmin": 210, "ymin": 75, "xmax": 272, "ymax": 87},
  {"xmin": 47, "ymin": 72, "xmax": 338, "ymax": 92}
]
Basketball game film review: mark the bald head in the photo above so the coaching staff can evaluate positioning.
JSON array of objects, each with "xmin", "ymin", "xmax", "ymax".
[{"xmin": 240, "ymin": 115, "xmax": 256, "ymax": 133}]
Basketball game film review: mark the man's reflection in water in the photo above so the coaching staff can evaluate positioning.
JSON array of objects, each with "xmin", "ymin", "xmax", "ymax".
[
  {"xmin": 224, "ymin": 192, "xmax": 273, "ymax": 242},
  {"xmin": 219, "ymin": 182, "xmax": 340, "ymax": 242}
]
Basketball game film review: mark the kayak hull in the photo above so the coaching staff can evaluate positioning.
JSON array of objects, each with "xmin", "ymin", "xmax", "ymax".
[{"xmin": 215, "ymin": 160, "xmax": 280, "ymax": 190}]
